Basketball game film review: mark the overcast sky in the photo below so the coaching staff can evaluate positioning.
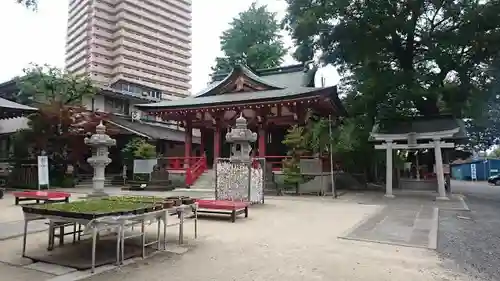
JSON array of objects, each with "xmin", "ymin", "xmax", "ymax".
[{"xmin": 0, "ymin": 0, "xmax": 339, "ymax": 93}]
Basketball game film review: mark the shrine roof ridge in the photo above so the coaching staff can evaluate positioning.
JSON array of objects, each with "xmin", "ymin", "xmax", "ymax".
[
  {"xmin": 211, "ymin": 64, "xmax": 306, "ymax": 82},
  {"xmin": 135, "ymin": 85, "xmax": 338, "ymax": 111},
  {"xmin": 194, "ymin": 64, "xmax": 287, "ymax": 98}
]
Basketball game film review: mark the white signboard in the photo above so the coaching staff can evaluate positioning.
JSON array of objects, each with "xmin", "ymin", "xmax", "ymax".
[
  {"xmin": 299, "ymin": 158, "xmax": 322, "ymax": 175},
  {"xmin": 471, "ymin": 163, "xmax": 477, "ymax": 180},
  {"xmin": 37, "ymin": 156, "xmax": 49, "ymax": 188},
  {"xmin": 133, "ymin": 159, "xmax": 157, "ymax": 174}
]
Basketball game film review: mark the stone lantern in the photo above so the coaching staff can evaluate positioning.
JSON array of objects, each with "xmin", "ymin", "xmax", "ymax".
[
  {"xmin": 84, "ymin": 121, "xmax": 116, "ymax": 197},
  {"xmin": 225, "ymin": 114, "xmax": 257, "ymax": 163}
]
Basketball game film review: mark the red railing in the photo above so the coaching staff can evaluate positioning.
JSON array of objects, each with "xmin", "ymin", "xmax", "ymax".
[
  {"xmin": 159, "ymin": 156, "xmax": 207, "ymax": 186},
  {"xmin": 161, "ymin": 157, "xmax": 203, "ymax": 170},
  {"xmin": 253, "ymin": 155, "xmax": 327, "ymax": 170},
  {"xmin": 185, "ymin": 157, "xmax": 207, "ymax": 186},
  {"xmin": 160, "ymin": 155, "xmax": 324, "ymax": 186}
]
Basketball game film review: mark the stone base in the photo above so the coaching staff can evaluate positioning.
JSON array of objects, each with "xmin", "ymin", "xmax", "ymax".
[
  {"xmin": 86, "ymin": 190, "xmax": 109, "ymax": 198},
  {"xmin": 436, "ymin": 196, "xmax": 450, "ymax": 201},
  {"xmin": 384, "ymin": 194, "xmax": 395, "ymax": 198}
]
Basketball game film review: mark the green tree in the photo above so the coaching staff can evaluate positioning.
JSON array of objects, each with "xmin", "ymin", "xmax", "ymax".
[
  {"xmin": 211, "ymin": 2, "xmax": 287, "ymax": 76},
  {"xmin": 284, "ymin": 0, "xmax": 500, "ymax": 150},
  {"xmin": 121, "ymin": 138, "xmax": 156, "ymax": 162},
  {"xmin": 134, "ymin": 142, "xmax": 156, "ymax": 159},
  {"xmin": 281, "ymin": 125, "xmax": 308, "ymax": 191},
  {"xmin": 488, "ymin": 147, "xmax": 500, "ymax": 158},
  {"xmin": 17, "ymin": 64, "xmax": 95, "ymax": 106},
  {"xmin": 11, "ymin": 65, "xmax": 107, "ymax": 184}
]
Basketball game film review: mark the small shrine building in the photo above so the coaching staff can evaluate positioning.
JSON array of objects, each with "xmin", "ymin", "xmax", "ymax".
[
  {"xmin": 135, "ymin": 64, "xmax": 347, "ymax": 172},
  {"xmin": 370, "ymin": 115, "xmax": 467, "ymax": 199}
]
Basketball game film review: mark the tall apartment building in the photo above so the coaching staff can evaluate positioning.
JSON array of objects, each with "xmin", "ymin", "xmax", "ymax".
[{"xmin": 65, "ymin": 0, "xmax": 192, "ymax": 101}]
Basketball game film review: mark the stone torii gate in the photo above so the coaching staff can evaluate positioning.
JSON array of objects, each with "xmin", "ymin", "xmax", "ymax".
[{"xmin": 371, "ymin": 127, "xmax": 460, "ymax": 200}]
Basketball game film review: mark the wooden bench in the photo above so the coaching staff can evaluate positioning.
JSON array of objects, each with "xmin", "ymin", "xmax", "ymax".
[
  {"xmin": 46, "ymin": 221, "xmax": 83, "ymax": 250},
  {"xmin": 12, "ymin": 191, "xmax": 71, "ymax": 205},
  {"xmin": 195, "ymin": 199, "xmax": 250, "ymax": 223}
]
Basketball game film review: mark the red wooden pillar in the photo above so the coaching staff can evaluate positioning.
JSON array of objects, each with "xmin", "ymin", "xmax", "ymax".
[
  {"xmin": 214, "ymin": 126, "xmax": 221, "ymax": 166},
  {"xmin": 258, "ymin": 125, "xmax": 266, "ymax": 157},
  {"xmin": 199, "ymin": 129, "xmax": 205, "ymax": 157},
  {"xmin": 184, "ymin": 120, "xmax": 192, "ymax": 166}
]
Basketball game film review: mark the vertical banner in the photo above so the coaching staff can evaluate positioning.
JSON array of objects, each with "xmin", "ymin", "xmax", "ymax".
[
  {"xmin": 37, "ymin": 155, "xmax": 49, "ymax": 189},
  {"xmin": 471, "ymin": 163, "xmax": 477, "ymax": 181}
]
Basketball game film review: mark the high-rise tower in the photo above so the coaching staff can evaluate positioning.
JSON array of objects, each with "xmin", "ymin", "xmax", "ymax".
[{"xmin": 65, "ymin": 0, "xmax": 191, "ymax": 100}]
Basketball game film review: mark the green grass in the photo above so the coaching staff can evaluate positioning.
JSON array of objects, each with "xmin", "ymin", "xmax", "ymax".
[
  {"xmin": 32, "ymin": 198, "xmax": 153, "ymax": 214},
  {"xmin": 104, "ymin": 196, "xmax": 164, "ymax": 203}
]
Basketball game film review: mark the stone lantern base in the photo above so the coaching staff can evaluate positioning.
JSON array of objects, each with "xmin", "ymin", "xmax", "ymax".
[
  {"xmin": 84, "ymin": 174, "xmax": 110, "ymax": 198},
  {"xmin": 86, "ymin": 189, "xmax": 109, "ymax": 198},
  {"xmin": 84, "ymin": 121, "xmax": 116, "ymax": 199}
]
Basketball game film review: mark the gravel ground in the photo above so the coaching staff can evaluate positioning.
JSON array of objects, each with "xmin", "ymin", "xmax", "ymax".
[
  {"xmin": 438, "ymin": 181, "xmax": 500, "ymax": 281},
  {"xmin": 83, "ymin": 198, "xmax": 466, "ymax": 281}
]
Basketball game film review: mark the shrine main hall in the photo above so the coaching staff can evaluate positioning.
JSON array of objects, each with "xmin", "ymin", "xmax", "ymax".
[{"xmin": 135, "ymin": 63, "xmax": 346, "ymax": 167}]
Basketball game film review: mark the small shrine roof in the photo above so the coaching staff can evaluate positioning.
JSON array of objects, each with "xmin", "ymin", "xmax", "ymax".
[
  {"xmin": 371, "ymin": 115, "xmax": 467, "ymax": 139},
  {"xmin": 106, "ymin": 115, "xmax": 200, "ymax": 143},
  {"xmin": 0, "ymin": 96, "xmax": 37, "ymax": 119}
]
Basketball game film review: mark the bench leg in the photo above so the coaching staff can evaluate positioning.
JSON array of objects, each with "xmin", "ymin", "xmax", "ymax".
[
  {"xmin": 47, "ymin": 221, "xmax": 54, "ymax": 251},
  {"xmin": 15, "ymin": 198, "xmax": 19, "ymax": 205},
  {"xmin": 59, "ymin": 225, "xmax": 65, "ymax": 246},
  {"xmin": 78, "ymin": 224, "xmax": 82, "ymax": 241},
  {"xmin": 65, "ymin": 197, "xmax": 69, "ymax": 203},
  {"xmin": 244, "ymin": 207, "xmax": 248, "ymax": 218},
  {"xmin": 36, "ymin": 199, "xmax": 40, "ymax": 204},
  {"xmin": 231, "ymin": 210, "xmax": 236, "ymax": 223}
]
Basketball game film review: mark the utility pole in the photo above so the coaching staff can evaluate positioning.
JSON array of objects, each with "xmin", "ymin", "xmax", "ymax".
[{"xmin": 329, "ymin": 114, "xmax": 337, "ymax": 198}]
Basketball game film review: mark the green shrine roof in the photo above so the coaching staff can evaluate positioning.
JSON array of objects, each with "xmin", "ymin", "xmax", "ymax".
[
  {"xmin": 134, "ymin": 85, "xmax": 338, "ymax": 110},
  {"xmin": 135, "ymin": 63, "xmax": 345, "ymax": 113}
]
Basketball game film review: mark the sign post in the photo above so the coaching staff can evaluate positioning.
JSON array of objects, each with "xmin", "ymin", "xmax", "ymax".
[
  {"xmin": 471, "ymin": 163, "xmax": 477, "ymax": 181},
  {"xmin": 37, "ymin": 155, "xmax": 49, "ymax": 190}
]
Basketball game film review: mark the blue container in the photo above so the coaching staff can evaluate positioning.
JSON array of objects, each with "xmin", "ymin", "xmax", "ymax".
[{"xmin": 451, "ymin": 159, "xmax": 500, "ymax": 181}]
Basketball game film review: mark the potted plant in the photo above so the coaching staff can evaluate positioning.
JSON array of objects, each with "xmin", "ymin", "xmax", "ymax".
[
  {"xmin": 163, "ymin": 200, "xmax": 174, "ymax": 209},
  {"xmin": 182, "ymin": 198, "xmax": 195, "ymax": 205}
]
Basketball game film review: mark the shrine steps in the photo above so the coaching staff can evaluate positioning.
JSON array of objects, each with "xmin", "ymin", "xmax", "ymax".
[
  {"xmin": 189, "ymin": 169, "xmax": 215, "ymax": 190},
  {"xmin": 168, "ymin": 170, "xmax": 215, "ymax": 197}
]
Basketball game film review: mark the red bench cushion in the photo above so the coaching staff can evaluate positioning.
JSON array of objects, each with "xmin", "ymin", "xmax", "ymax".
[
  {"xmin": 13, "ymin": 191, "xmax": 71, "ymax": 199},
  {"xmin": 195, "ymin": 199, "xmax": 249, "ymax": 210}
]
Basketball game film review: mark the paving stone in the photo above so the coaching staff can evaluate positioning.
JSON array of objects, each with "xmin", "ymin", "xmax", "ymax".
[
  {"xmin": 352, "ymin": 213, "xmax": 386, "ymax": 232},
  {"xmin": 340, "ymin": 204, "xmax": 436, "ymax": 248},
  {"xmin": 24, "ymin": 262, "xmax": 77, "ymax": 275},
  {"xmin": 0, "ymin": 256, "xmax": 35, "ymax": 266},
  {"xmin": 0, "ymin": 220, "xmax": 48, "ymax": 240},
  {"xmin": 414, "ymin": 219, "xmax": 433, "ymax": 229},
  {"xmin": 409, "ymin": 231, "xmax": 430, "ymax": 245},
  {"xmin": 0, "ymin": 263, "xmax": 54, "ymax": 280},
  {"xmin": 418, "ymin": 207, "xmax": 435, "ymax": 219},
  {"xmin": 164, "ymin": 245, "xmax": 189, "ymax": 254}
]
